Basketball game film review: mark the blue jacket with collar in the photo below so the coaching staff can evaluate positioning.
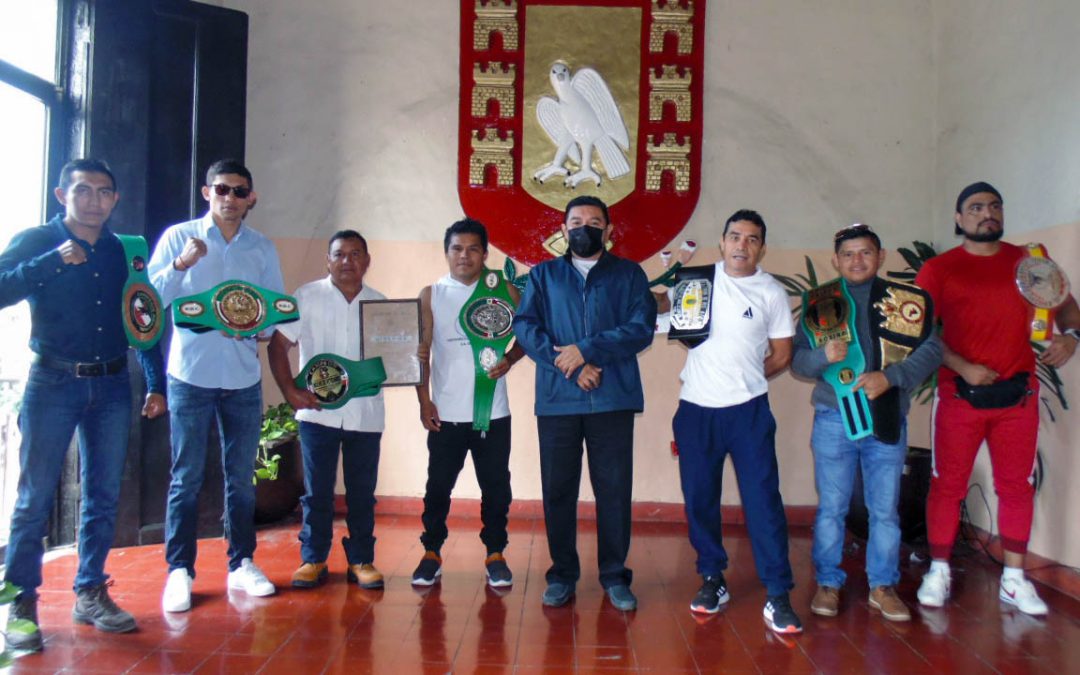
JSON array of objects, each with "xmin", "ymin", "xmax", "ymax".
[{"xmin": 513, "ymin": 252, "xmax": 657, "ymax": 416}]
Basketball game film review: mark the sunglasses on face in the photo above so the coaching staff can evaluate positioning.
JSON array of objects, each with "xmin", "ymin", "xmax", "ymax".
[{"xmin": 211, "ymin": 183, "xmax": 251, "ymax": 198}]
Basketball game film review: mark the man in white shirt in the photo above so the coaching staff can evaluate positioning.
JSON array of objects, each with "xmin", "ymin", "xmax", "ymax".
[
  {"xmin": 673, "ymin": 209, "xmax": 802, "ymax": 634},
  {"xmin": 150, "ymin": 160, "xmax": 283, "ymax": 612},
  {"xmin": 411, "ymin": 219, "xmax": 524, "ymax": 589},
  {"xmin": 268, "ymin": 230, "xmax": 387, "ymax": 589}
]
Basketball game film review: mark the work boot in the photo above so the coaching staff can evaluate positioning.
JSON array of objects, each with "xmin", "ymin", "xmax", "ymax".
[
  {"xmin": 5, "ymin": 593, "xmax": 43, "ymax": 651},
  {"xmin": 72, "ymin": 583, "xmax": 136, "ymax": 633},
  {"xmin": 291, "ymin": 562, "xmax": 329, "ymax": 588},
  {"xmin": 348, "ymin": 564, "xmax": 385, "ymax": 590}
]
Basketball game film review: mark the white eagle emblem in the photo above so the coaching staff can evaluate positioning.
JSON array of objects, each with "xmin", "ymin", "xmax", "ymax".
[{"xmin": 532, "ymin": 62, "xmax": 630, "ymax": 188}]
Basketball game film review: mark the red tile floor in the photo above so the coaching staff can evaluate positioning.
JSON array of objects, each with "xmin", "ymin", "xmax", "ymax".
[{"xmin": 8, "ymin": 514, "xmax": 1080, "ymax": 673}]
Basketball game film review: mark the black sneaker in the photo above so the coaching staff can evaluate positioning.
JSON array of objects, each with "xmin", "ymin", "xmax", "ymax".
[
  {"xmin": 485, "ymin": 552, "xmax": 513, "ymax": 588},
  {"xmin": 72, "ymin": 582, "xmax": 136, "ymax": 633},
  {"xmin": 5, "ymin": 593, "xmax": 43, "ymax": 652},
  {"xmin": 690, "ymin": 574, "xmax": 730, "ymax": 614},
  {"xmin": 411, "ymin": 551, "xmax": 443, "ymax": 586},
  {"xmin": 763, "ymin": 594, "xmax": 803, "ymax": 634}
]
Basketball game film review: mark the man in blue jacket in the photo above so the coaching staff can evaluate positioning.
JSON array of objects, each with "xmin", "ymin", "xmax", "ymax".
[{"xmin": 513, "ymin": 196, "xmax": 657, "ymax": 611}]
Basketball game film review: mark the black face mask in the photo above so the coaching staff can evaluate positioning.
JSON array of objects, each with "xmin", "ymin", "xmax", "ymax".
[{"xmin": 567, "ymin": 225, "xmax": 604, "ymax": 257}]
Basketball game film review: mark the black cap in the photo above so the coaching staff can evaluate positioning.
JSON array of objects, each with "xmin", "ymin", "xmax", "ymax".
[{"xmin": 955, "ymin": 181, "xmax": 1002, "ymax": 213}]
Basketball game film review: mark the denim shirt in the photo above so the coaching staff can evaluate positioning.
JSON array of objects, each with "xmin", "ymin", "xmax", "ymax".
[{"xmin": 0, "ymin": 214, "xmax": 164, "ymax": 392}]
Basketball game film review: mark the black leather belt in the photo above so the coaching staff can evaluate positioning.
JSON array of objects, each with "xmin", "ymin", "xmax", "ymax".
[{"xmin": 33, "ymin": 354, "xmax": 127, "ymax": 377}]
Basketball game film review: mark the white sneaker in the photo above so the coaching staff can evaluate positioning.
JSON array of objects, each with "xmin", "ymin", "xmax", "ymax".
[
  {"xmin": 227, "ymin": 558, "xmax": 276, "ymax": 597},
  {"xmin": 162, "ymin": 569, "xmax": 193, "ymax": 613},
  {"xmin": 917, "ymin": 567, "xmax": 950, "ymax": 607},
  {"xmin": 999, "ymin": 576, "xmax": 1048, "ymax": 616}
]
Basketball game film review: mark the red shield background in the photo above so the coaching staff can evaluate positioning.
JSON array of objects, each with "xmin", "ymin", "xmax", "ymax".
[{"xmin": 458, "ymin": 0, "xmax": 706, "ymax": 266}]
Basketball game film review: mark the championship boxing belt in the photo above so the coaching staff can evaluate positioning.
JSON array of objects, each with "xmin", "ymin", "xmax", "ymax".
[
  {"xmin": 173, "ymin": 280, "xmax": 299, "ymax": 337},
  {"xmin": 868, "ymin": 278, "xmax": 933, "ymax": 444},
  {"xmin": 293, "ymin": 353, "xmax": 387, "ymax": 410},
  {"xmin": 1015, "ymin": 243, "xmax": 1071, "ymax": 341},
  {"xmin": 802, "ymin": 278, "xmax": 872, "ymax": 441},
  {"xmin": 459, "ymin": 269, "xmax": 516, "ymax": 432},
  {"xmin": 117, "ymin": 235, "xmax": 164, "ymax": 350},
  {"xmin": 668, "ymin": 265, "xmax": 715, "ymax": 348}
]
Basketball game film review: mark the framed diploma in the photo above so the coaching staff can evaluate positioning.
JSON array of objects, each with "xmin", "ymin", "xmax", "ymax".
[{"xmin": 359, "ymin": 299, "xmax": 423, "ymax": 386}]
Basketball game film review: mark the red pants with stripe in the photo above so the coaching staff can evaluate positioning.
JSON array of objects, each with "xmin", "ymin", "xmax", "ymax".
[{"xmin": 927, "ymin": 377, "xmax": 1039, "ymax": 560}]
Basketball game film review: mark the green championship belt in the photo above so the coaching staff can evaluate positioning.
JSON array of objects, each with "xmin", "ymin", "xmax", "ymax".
[
  {"xmin": 802, "ymin": 278, "xmax": 873, "ymax": 441},
  {"xmin": 294, "ymin": 353, "xmax": 387, "ymax": 410},
  {"xmin": 117, "ymin": 235, "xmax": 164, "ymax": 350},
  {"xmin": 459, "ymin": 269, "xmax": 516, "ymax": 431},
  {"xmin": 173, "ymin": 280, "xmax": 299, "ymax": 337}
]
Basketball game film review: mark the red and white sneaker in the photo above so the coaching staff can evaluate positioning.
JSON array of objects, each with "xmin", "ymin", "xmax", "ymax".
[{"xmin": 999, "ymin": 576, "xmax": 1048, "ymax": 616}]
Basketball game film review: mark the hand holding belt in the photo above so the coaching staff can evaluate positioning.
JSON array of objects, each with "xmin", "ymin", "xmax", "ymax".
[
  {"xmin": 294, "ymin": 353, "xmax": 387, "ymax": 410},
  {"xmin": 117, "ymin": 235, "xmax": 164, "ymax": 350},
  {"xmin": 1015, "ymin": 243, "xmax": 1071, "ymax": 341},
  {"xmin": 459, "ymin": 269, "xmax": 516, "ymax": 431},
  {"xmin": 172, "ymin": 280, "xmax": 299, "ymax": 337},
  {"xmin": 802, "ymin": 278, "xmax": 873, "ymax": 441}
]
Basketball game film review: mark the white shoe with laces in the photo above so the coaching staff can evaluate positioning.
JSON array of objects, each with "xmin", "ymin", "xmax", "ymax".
[
  {"xmin": 162, "ymin": 569, "xmax": 193, "ymax": 613},
  {"xmin": 999, "ymin": 576, "xmax": 1048, "ymax": 616},
  {"xmin": 917, "ymin": 567, "xmax": 950, "ymax": 607},
  {"xmin": 227, "ymin": 558, "xmax": 276, "ymax": 597}
]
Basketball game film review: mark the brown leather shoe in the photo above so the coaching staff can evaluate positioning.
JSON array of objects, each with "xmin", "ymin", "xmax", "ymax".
[
  {"xmin": 810, "ymin": 585, "xmax": 840, "ymax": 617},
  {"xmin": 291, "ymin": 562, "xmax": 328, "ymax": 588},
  {"xmin": 869, "ymin": 585, "xmax": 911, "ymax": 622},
  {"xmin": 348, "ymin": 563, "xmax": 385, "ymax": 590}
]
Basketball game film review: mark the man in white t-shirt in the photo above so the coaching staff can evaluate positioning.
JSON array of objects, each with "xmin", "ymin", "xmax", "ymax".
[
  {"xmin": 674, "ymin": 209, "xmax": 802, "ymax": 634},
  {"xmin": 268, "ymin": 230, "xmax": 387, "ymax": 589},
  {"xmin": 411, "ymin": 219, "xmax": 524, "ymax": 588}
]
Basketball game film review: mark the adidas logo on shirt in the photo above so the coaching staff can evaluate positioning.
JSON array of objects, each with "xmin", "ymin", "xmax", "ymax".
[{"xmin": 742, "ymin": 307, "xmax": 754, "ymax": 319}]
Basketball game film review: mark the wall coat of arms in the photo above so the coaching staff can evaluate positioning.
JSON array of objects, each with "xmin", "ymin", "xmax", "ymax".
[{"xmin": 458, "ymin": 0, "xmax": 706, "ymax": 266}]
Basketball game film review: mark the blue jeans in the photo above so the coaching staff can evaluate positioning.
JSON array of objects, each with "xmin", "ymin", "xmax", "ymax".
[
  {"xmin": 165, "ymin": 376, "xmax": 261, "ymax": 575},
  {"xmin": 673, "ymin": 397, "xmax": 793, "ymax": 597},
  {"xmin": 298, "ymin": 421, "xmax": 381, "ymax": 564},
  {"xmin": 811, "ymin": 406, "xmax": 907, "ymax": 589},
  {"xmin": 4, "ymin": 363, "xmax": 132, "ymax": 596}
]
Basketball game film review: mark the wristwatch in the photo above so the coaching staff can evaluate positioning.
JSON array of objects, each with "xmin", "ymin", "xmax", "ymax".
[{"xmin": 1064, "ymin": 328, "xmax": 1080, "ymax": 342}]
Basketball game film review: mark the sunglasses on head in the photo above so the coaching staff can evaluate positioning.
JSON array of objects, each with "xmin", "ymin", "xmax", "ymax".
[
  {"xmin": 833, "ymin": 223, "xmax": 873, "ymax": 242},
  {"xmin": 211, "ymin": 183, "xmax": 251, "ymax": 198}
]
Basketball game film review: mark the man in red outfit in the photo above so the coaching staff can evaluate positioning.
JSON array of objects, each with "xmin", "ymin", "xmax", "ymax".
[{"xmin": 915, "ymin": 181, "xmax": 1080, "ymax": 615}]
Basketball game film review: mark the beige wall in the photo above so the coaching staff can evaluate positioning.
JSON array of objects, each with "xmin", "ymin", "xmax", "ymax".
[
  {"xmin": 222, "ymin": 0, "xmax": 1080, "ymax": 564},
  {"xmin": 932, "ymin": 1, "xmax": 1080, "ymax": 566}
]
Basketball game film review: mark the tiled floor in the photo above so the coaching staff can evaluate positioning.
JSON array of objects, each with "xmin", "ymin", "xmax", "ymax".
[{"xmin": 8, "ymin": 514, "xmax": 1080, "ymax": 673}]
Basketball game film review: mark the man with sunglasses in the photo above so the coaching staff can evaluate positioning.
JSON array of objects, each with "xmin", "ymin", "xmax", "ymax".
[
  {"xmin": 914, "ymin": 182, "xmax": 1080, "ymax": 615},
  {"xmin": 792, "ymin": 224, "xmax": 940, "ymax": 622},
  {"xmin": 149, "ymin": 159, "xmax": 285, "ymax": 612},
  {"xmin": 0, "ymin": 159, "xmax": 166, "ymax": 650}
]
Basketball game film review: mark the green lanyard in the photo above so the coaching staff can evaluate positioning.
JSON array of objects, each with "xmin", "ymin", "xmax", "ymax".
[{"xmin": 116, "ymin": 235, "xmax": 164, "ymax": 350}]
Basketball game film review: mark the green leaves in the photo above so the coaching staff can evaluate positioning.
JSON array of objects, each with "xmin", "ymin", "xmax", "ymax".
[
  {"xmin": 0, "ymin": 582, "xmax": 20, "ymax": 605},
  {"xmin": 503, "ymin": 257, "xmax": 530, "ymax": 293},
  {"xmin": 257, "ymin": 403, "xmax": 296, "ymax": 483}
]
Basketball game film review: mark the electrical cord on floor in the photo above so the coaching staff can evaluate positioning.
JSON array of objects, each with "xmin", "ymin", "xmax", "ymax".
[{"xmin": 959, "ymin": 482, "xmax": 1080, "ymax": 575}]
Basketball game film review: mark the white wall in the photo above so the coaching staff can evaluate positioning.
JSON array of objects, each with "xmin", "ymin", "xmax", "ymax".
[
  {"xmin": 933, "ymin": 0, "xmax": 1080, "ymax": 566},
  {"xmin": 200, "ymin": 0, "xmax": 1080, "ymax": 571}
]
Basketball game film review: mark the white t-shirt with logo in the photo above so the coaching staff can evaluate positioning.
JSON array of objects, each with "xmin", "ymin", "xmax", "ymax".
[{"xmin": 679, "ymin": 262, "xmax": 795, "ymax": 408}]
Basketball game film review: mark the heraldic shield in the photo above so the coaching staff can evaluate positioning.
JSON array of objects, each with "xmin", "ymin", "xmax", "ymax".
[{"xmin": 458, "ymin": 0, "xmax": 706, "ymax": 266}]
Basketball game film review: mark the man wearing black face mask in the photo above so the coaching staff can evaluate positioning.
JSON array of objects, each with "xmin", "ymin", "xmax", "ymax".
[{"xmin": 513, "ymin": 196, "xmax": 657, "ymax": 612}]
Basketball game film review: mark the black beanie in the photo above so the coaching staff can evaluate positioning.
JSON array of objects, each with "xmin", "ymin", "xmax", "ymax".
[{"xmin": 955, "ymin": 181, "xmax": 1002, "ymax": 213}]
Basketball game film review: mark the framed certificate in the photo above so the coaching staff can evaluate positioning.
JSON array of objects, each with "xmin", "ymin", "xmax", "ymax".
[{"xmin": 359, "ymin": 299, "xmax": 423, "ymax": 386}]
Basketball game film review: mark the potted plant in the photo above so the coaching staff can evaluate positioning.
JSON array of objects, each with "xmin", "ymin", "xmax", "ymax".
[{"xmin": 254, "ymin": 403, "xmax": 305, "ymax": 524}]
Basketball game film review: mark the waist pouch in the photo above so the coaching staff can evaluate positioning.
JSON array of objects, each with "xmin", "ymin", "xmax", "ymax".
[{"xmin": 954, "ymin": 372, "xmax": 1031, "ymax": 409}]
